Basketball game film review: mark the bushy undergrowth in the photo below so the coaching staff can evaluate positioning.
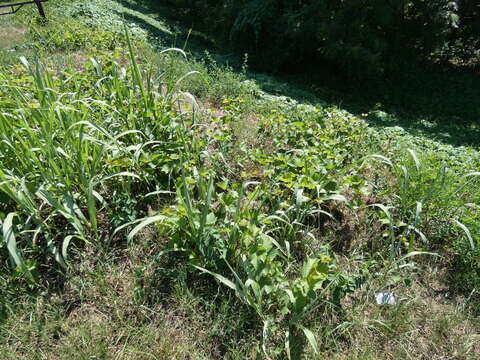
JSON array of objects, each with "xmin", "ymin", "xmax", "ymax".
[
  {"xmin": 1, "ymin": 2, "xmax": 480, "ymax": 358},
  {"xmin": 166, "ymin": 0, "xmax": 480, "ymax": 78}
]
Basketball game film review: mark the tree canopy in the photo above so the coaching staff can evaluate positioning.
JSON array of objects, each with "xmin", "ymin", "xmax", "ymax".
[{"xmin": 169, "ymin": 0, "xmax": 480, "ymax": 77}]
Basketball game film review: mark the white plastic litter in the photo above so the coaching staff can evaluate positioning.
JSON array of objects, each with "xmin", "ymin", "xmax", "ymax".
[{"xmin": 375, "ymin": 292, "xmax": 396, "ymax": 305}]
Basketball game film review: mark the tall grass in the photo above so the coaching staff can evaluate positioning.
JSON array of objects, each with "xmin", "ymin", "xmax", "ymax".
[
  {"xmin": 0, "ymin": 27, "xmax": 195, "ymax": 275},
  {"xmin": 368, "ymin": 150, "xmax": 480, "ymax": 253}
]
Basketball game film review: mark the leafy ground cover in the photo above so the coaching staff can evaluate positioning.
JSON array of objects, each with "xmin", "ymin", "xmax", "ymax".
[{"xmin": 1, "ymin": 1, "xmax": 479, "ymax": 359}]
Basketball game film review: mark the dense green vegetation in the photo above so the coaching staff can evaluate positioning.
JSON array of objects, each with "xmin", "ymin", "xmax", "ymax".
[
  {"xmin": 0, "ymin": 0, "xmax": 479, "ymax": 358},
  {"xmin": 166, "ymin": 0, "xmax": 480, "ymax": 76}
]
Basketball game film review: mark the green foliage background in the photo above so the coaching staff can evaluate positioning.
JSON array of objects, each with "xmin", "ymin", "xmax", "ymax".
[{"xmin": 166, "ymin": 0, "xmax": 480, "ymax": 77}]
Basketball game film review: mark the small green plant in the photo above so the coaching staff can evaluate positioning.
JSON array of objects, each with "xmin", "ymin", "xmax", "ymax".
[
  {"xmin": 368, "ymin": 150, "xmax": 480, "ymax": 253},
  {"xmin": 128, "ymin": 166, "xmax": 363, "ymax": 357}
]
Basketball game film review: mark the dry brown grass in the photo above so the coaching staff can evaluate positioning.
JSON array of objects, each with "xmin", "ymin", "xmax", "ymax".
[
  {"xmin": 0, "ymin": 25, "xmax": 27, "ymax": 50},
  {"xmin": 321, "ymin": 266, "xmax": 480, "ymax": 360},
  {"xmin": 1, "ymin": 249, "xmax": 211, "ymax": 360}
]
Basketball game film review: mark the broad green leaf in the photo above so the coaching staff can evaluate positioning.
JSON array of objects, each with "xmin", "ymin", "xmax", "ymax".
[
  {"xmin": 192, "ymin": 265, "xmax": 236, "ymax": 290},
  {"xmin": 454, "ymin": 220, "xmax": 475, "ymax": 250},
  {"xmin": 3, "ymin": 213, "xmax": 33, "ymax": 280},
  {"xmin": 127, "ymin": 215, "xmax": 167, "ymax": 241},
  {"xmin": 367, "ymin": 154, "xmax": 393, "ymax": 167},
  {"xmin": 298, "ymin": 325, "xmax": 319, "ymax": 354},
  {"xmin": 3, "ymin": 213, "xmax": 23, "ymax": 269},
  {"xmin": 407, "ymin": 149, "xmax": 421, "ymax": 171}
]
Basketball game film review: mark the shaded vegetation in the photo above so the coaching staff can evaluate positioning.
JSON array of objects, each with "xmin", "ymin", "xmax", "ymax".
[{"xmin": 163, "ymin": 0, "xmax": 480, "ymax": 76}]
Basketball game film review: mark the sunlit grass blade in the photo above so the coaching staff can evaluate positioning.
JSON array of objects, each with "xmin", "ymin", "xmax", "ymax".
[
  {"xmin": 127, "ymin": 215, "xmax": 168, "ymax": 242},
  {"xmin": 454, "ymin": 220, "xmax": 476, "ymax": 250},
  {"xmin": 297, "ymin": 325, "xmax": 319, "ymax": 354},
  {"xmin": 2, "ymin": 213, "xmax": 33, "ymax": 280}
]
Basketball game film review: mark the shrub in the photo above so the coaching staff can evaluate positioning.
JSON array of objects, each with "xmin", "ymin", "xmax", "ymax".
[{"xmin": 168, "ymin": 0, "xmax": 474, "ymax": 78}]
